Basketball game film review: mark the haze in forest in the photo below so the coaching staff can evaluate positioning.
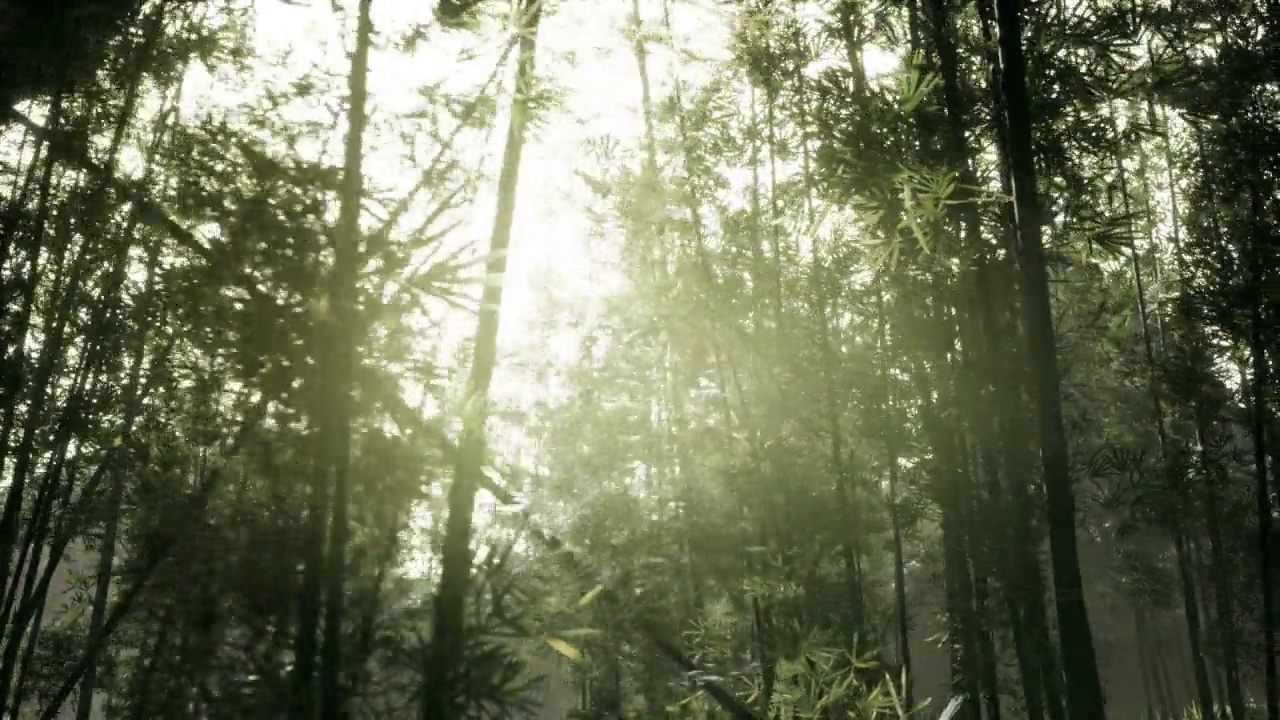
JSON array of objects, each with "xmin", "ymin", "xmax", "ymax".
[{"xmin": 0, "ymin": 0, "xmax": 1276, "ymax": 719}]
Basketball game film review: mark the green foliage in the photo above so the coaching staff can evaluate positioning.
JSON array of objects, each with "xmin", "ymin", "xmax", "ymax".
[{"xmin": 1, "ymin": 0, "xmax": 1277, "ymax": 717}]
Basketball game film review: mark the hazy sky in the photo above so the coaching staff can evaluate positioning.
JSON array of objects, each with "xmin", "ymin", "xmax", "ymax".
[
  {"xmin": 176, "ymin": 0, "xmax": 738, "ymax": 561},
  {"xmin": 167, "ymin": 0, "xmax": 899, "ymax": 562},
  {"xmin": 191, "ymin": 0, "xmax": 733, "ymax": 405}
]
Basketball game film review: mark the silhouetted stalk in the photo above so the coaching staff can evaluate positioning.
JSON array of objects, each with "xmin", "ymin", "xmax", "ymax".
[
  {"xmin": 316, "ymin": 0, "xmax": 373, "ymax": 715},
  {"xmin": 1244, "ymin": 120, "xmax": 1278, "ymax": 720},
  {"xmin": 989, "ymin": 0, "xmax": 1108, "ymax": 714},
  {"xmin": 875, "ymin": 284, "xmax": 913, "ymax": 709},
  {"xmin": 422, "ymin": 1, "xmax": 542, "ymax": 715},
  {"xmin": 36, "ymin": 405, "xmax": 266, "ymax": 720},
  {"xmin": 1109, "ymin": 121, "xmax": 1218, "ymax": 719},
  {"xmin": 128, "ymin": 607, "xmax": 174, "ymax": 720},
  {"xmin": 0, "ymin": 96, "xmax": 65, "ymax": 605},
  {"xmin": 1133, "ymin": 609, "xmax": 1158, "ymax": 719}
]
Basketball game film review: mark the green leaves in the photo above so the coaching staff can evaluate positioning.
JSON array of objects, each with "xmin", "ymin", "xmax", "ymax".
[
  {"xmin": 852, "ymin": 163, "xmax": 959, "ymax": 268},
  {"xmin": 894, "ymin": 56, "xmax": 941, "ymax": 114}
]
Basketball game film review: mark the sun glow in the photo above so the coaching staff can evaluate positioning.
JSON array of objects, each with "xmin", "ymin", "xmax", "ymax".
[{"xmin": 165, "ymin": 0, "xmax": 908, "ymax": 573}]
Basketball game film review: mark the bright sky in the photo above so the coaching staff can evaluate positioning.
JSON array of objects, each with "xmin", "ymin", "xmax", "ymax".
[
  {"xmin": 194, "ymin": 0, "xmax": 733, "ymax": 407},
  {"xmin": 176, "ymin": 0, "xmax": 899, "ymax": 408},
  {"xmin": 172, "ymin": 0, "xmax": 740, "ymax": 564}
]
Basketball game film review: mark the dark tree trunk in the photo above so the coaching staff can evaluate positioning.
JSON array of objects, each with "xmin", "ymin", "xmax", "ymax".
[
  {"xmin": 1241, "ymin": 107, "xmax": 1278, "ymax": 716},
  {"xmin": 988, "ymin": 0, "xmax": 1108, "ymax": 716},
  {"xmin": 316, "ymin": 0, "xmax": 373, "ymax": 716},
  {"xmin": 1173, "ymin": 529, "xmax": 1217, "ymax": 716},
  {"xmin": 1196, "ymin": 411, "xmax": 1247, "ymax": 720},
  {"xmin": 1247, "ymin": 204, "xmax": 1278, "ymax": 720},
  {"xmin": 128, "ymin": 607, "xmax": 173, "ymax": 720},
  {"xmin": 292, "ymin": 456, "xmax": 328, "ymax": 720},
  {"xmin": 422, "ymin": 1, "xmax": 542, "ymax": 715},
  {"xmin": 877, "ymin": 286, "xmax": 914, "ymax": 711},
  {"xmin": 1133, "ymin": 609, "xmax": 1158, "ymax": 720}
]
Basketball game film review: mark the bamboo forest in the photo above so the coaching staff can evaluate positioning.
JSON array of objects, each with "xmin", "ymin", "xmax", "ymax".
[{"xmin": 0, "ymin": 0, "xmax": 1276, "ymax": 717}]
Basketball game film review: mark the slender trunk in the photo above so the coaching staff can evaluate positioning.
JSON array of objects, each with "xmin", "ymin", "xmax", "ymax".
[
  {"xmin": 76, "ymin": 231, "xmax": 159, "ymax": 720},
  {"xmin": 973, "ymin": 7, "xmax": 1069, "ymax": 715},
  {"xmin": 292, "ymin": 455, "xmax": 328, "ymax": 720},
  {"xmin": 0, "ymin": 132, "xmax": 62, "ymax": 601},
  {"xmin": 0, "ymin": 193, "xmax": 90, "ymax": 713},
  {"xmin": 422, "ymin": 2, "xmax": 542, "ymax": 716},
  {"xmin": 1005, "ymin": 596, "xmax": 1045, "ymax": 720},
  {"xmin": 11, "ymin": 589, "xmax": 48, "ymax": 717},
  {"xmin": 1139, "ymin": 80, "xmax": 1247, "ymax": 716},
  {"xmin": 1111, "ymin": 128, "xmax": 1219, "ymax": 719},
  {"xmin": 316, "ymin": 0, "xmax": 373, "ymax": 716},
  {"xmin": 972, "ymin": 546, "xmax": 1003, "ymax": 720},
  {"xmin": 0, "ymin": 81, "xmax": 64, "ymax": 427},
  {"xmin": 1170, "ymin": 529, "xmax": 1217, "ymax": 715},
  {"xmin": 814, "ymin": 253, "xmax": 864, "ymax": 652},
  {"xmin": 876, "ymin": 286, "xmax": 913, "ymax": 711},
  {"xmin": 1196, "ymin": 412, "xmax": 1246, "ymax": 719},
  {"xmin": 978, "ymin": 262, "xmax": 1059, "ymax": 720},
  {"xmin": 3, "ymin": 447, "xmax": 101, "ymax": 707},
  {"xmin": 989, "ymin": 0, "xmax": 1107, "ymax": 716},
  {"xmin": 746, "ymin": 86, "xmax": 770, "ymax": 329},
  {"xmin": 914, "ymin": 328, "xmax": 982, "ymax": 720},
  {"xmin": 1195, "ymin": 539, "xmax": 1223, "ymax": 704},
  {"xmin": 0, "ymin": 30, "xmax": 146, "ymax": 596},
  {"xmin": 939, "ymin": 467, "xmax": 981, "ymax": 720},
  {"xmin": 900, "ymin": 8, "xmax": 980, "ymax": 711},
  {"xmin": 763, "ymin": 82, "xmax": 785, "ymax": 316},
  {"xmin": 1153, "ymin": 620, "xmax": 1181, "ymax": 717},
  {"xmin": 1134, "ymin": 609, "xmax": 1157, "ymax": 719},
  {"xmin": 0, "ymin": 387, "xmax": 82, "ymax": 648},
  {"xmin": 1246, "ymin": 187, "xmax": 1278, "ymax": 720},
  {"xmin": 36, "ymin": 407, "xmax": 265, "ymax": 720},
  {"xmin": 128, "ymin": 608, "xmax": 173, "ymax": 720},
  {"xmin": 1236, "ymin": 95, "xmax": 1278, "ymax": 719},
  {"xmin": 5, "ymin": 532, "xmax": 47, "ymax": 716},
  {"xmin": 72, "ymin": 465, "xmax": 124, "ymax": 720},
  {"xmin": 632, "ymin": 0, "xmax": 706, "ymax": 628}
]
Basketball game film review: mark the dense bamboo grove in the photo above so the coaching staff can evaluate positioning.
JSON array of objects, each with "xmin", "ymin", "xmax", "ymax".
[{"xmin": 0, "ymin": 0, "xmax": 1276, "ymax": 718}]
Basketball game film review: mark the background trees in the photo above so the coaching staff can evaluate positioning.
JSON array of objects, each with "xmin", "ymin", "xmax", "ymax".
[{"xmin": 0, "ymin": 0, "xmax": 1275, "ymax": 718}]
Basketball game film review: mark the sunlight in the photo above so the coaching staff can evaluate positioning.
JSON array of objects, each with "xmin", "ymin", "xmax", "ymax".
[
  {"xmin": 240, "ymin": 0, "xmax": 744, "ymax": 577},
  {"xmin": 158, "ymin": 0, "xmax": 914, "ymax": 581},
  {"xmin": 2, "ymin": 0, "xmax": 1274, "ymax": 715},
  {"xmin": 241, "ymin": 0, "xmax": 655, "ymax": 383}
]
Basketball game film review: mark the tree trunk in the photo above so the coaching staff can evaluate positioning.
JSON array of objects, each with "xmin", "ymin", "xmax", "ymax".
[
  {"xmin": 1133, "ymin": 609, "xmax": 1157, "ymax": 720},
  {"xmin": 1173, "ymin": 529, "xmax": 1217, "ymax": 716},
  {"xmin": 422, "ymin": 1, "xmax": 542, "ymax": 715},
  {"xmin": 76, "ymin": 211, "xmax": 161, "ymax": 720},
  {"xmin": 1153, "ymin": 620, "xmax": 1181, "ymax": 717},
  {"xmin": 876, "ymin": 285, "xmax": 914, "ymax": 711},
  {"xmin": 316, "ymin": 0, "xmax": 373, "ymax": 716},
  {"xmin": 1245, "ymin": 144, "xmax": 1279, "ymax": 720},
  {"xmin": 292, "ymin": 455, "xmax": 328, "ymax": 720},
  {"xmin": 914, "ymin": 333, "xmax": 982, "ymax": 720},
  {"xmin": 128, "ymin": 607, "xmax": 173, "ymax": 720},
  {"xmin": 1196, "ymin": 411, "xmax": 1247, "ymax": 720},
  {"xmin": 989, "ymin": 0, "xmax": 1108, "ymax": 716}
]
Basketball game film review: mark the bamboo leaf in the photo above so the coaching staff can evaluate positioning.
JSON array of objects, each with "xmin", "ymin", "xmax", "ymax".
[
  {"xmin": 578, "ymin": 584, "xmax": 605, "ymax": 606},
  {"xmin": 545, "ymin": 636, "xmax": 583, "ymax": 662}
]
